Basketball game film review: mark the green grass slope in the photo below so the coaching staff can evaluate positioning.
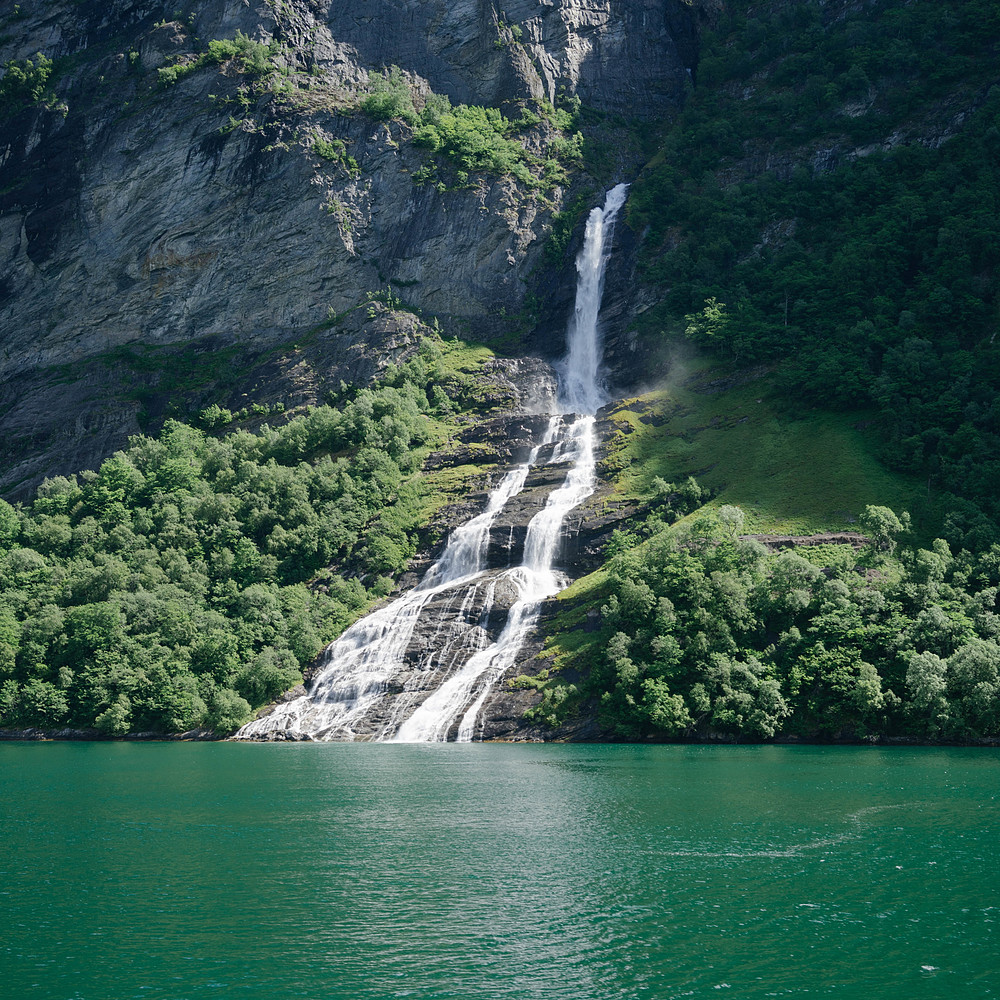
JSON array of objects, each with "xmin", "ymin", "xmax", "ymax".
[{"xmin": 603, "ymin": 362, "xmax": 928, "ymax": 537}]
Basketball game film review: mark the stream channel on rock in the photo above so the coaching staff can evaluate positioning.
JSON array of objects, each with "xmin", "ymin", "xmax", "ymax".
[{"xmin": 236, "ymin": 184, "xmax": 629, "ymax": 742}]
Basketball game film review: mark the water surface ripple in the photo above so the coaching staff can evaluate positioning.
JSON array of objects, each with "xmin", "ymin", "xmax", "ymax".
[{"xmin": 1, "ymin": 744, "xmax": 997, "ymax": 999}]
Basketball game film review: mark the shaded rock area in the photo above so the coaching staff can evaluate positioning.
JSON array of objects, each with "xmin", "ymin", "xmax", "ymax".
[
  {"xmin": 321, "ymin": 0, "xmax": 716, "ymax": 118},
  {"xmin": 0, "ymin": 0, "xmax": 711, "ymax": 499},
  {"xmin": 0, "ymin": 304, "xmax": 430, "ymax": 498},
  {"xmin": 684, "ymin": 366, "xmax": 773, "ymax": 395},
  {"xmin": 0, "ymin": 727, "xmax": 217, "ymax": 741}
]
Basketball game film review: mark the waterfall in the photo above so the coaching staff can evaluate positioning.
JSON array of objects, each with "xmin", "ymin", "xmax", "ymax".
[
  {"xmin": 560, "ymin": 182, "xmax": 628, "ymax": 415},
  {"xmin": 235, "ymin": 183, "xmax": 627, "ymax": 742},
  {"xmin": 399, "ymin": 182, "xmax": 628, "ymax": 742},
  {"xmin": 235, "ymin": 423, "xmax": 558, "ymax": 740}
]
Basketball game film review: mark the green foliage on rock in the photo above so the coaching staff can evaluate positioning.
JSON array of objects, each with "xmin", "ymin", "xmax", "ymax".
[
  {"xmin": 360, "ymin": 66, "xmax": 418, "ymax": 123},
  {"xmin": 544, "ymin": 192, "xmax": 592, "ymax": 264},
  {"xmin": 414, "ymin": 100, "xmax": 534, "ymax": 186},
  {"xmin": 158, "ymin": 30, "xmax": 281, "ymax": 87},
  {"xmin": 0, "ymin": 53, "xmax": 56, "ymax": 118},
  {"xmin": 312, "ymin": 137, "xmax": 360, "ymax": 175},
  {"xmin": 358, "ymin": 68, "xmax": 584, "ymax": 191},
  {"xmin": 0, "ymin": 339, "xmax": 466, "ymax": 735},
  {"xmin": 629, "ymin": 0, "xmax": 1000, "ymax": 531}
]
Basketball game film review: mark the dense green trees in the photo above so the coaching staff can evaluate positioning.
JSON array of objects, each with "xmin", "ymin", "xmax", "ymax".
[
  {"xmin": 586, "ymin": 507, "xmax": 1000, "ymax": 741},
  {"xmin": 0, "ymin": 342, "xmax": 455, "ymax": 734},
  {"xmin": 0, "ymin": 53, "xmax": 56, "ymax": 118},
  {"xmin": 629, "ymin": 0, "xmax": 1000, "ymax": 529}
]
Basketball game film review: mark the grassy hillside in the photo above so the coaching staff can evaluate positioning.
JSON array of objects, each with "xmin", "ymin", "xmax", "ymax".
[
  {"xmin": 627, "ymin": 0, "xmax": 1000, "ymax": 539},
  {"xmin": 602, "ymin": 362, "xmax": 927, "ymax": 537}
]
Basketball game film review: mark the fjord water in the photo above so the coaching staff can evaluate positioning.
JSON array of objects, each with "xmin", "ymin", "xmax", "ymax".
[{"xmin": 3, "ymin": 743, "xmax": 998, "ymax": 1000}]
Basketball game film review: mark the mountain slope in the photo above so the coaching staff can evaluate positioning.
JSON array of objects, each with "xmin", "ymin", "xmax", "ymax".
[{"xmin": 0, "ymin": 0, "xmax": 712, "ymax": 498}]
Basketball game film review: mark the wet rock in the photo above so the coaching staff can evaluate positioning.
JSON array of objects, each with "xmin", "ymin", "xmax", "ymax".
[
  {"xmin": 456, "ymin": 412, "xmax": 555, "ymax": 464},
  {"xmin": 235, "ymin": 729, "xmax": 312, "ymax": 742}
]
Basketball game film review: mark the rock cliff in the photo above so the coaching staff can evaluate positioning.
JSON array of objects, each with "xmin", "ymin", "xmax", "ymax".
[{"xmin": 0, "ymin": 0, "xmax": 713, "ymax": 498}]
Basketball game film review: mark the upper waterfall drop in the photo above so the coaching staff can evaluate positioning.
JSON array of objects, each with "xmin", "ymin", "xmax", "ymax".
[{"xmin": 559, "ymin": 182, "xmax": 629, "ymax": 416}]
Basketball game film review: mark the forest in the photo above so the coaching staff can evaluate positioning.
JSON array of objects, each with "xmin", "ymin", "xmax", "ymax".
[
  {"xmin": 535, "ymin": 501, "xmax": 1000, "ymax": 741},
  {"xmin": 0, "ymin": 341, "xmax": 458, "ymax": 734},
  {"xmin": 628, "ymin": 0, "xmax": 1000, "ymax": 535}
]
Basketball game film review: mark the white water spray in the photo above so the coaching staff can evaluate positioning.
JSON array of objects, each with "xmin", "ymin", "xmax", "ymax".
[
  {"xmin": 395, "ymin": 182, "xmax": 628, "ymax": 742},
  {"xmin": 236, "ymin": 183, "xmax": 628, "ymax": 742}
]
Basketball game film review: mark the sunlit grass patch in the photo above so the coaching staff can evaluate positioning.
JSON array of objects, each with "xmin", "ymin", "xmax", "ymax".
[{"xmin": 605, "ymin": 367, "xmax": 928, "ymax": 535}]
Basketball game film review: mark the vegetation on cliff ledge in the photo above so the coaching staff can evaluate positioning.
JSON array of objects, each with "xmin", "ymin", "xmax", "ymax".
[{"xmin": 0, "ymin": 334, "xmax": 492, "ymax": 736}]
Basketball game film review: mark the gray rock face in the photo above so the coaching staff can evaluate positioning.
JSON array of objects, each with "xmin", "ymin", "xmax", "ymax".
[
  {"xmin": 0, "ymin": 0, "xmax": 710, "ymax": 496},
  {"xmin": 319, "ymin": 0, "xmax": 702, "ymax": 115}
]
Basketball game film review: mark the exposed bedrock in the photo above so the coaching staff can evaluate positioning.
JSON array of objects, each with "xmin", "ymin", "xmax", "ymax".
[
  {"xmin": 319, "ymin": 0, "xmax": 709, "ymax": 116},
  {"xmin": 0, "ymin": 0, "xmax": 713, "ymax": 496}
]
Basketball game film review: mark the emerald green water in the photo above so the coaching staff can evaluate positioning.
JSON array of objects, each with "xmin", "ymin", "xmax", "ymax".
[{"xmin": 1, "ymin": 744, "xmax": 997, "ymax": 999}]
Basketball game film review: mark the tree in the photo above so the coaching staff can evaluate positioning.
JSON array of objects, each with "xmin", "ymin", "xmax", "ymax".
[
  {"xmin": 95, "ymin": 693, "xmax": 131, "ymax": 736},
  {"xmin": 361, "ymin": 66, "xmax": 417, "ymax": 123},
  {"xmin": 905, "ymin": 650, "xmax": 950, "ymax": 735},
  {"xmin": 642, "ymin": 678, "xmax": 692, "ymax": 734},
  {"xmin": 948, "ymin": 639, "xmax": 1000, "ymax": 734},
  {"xmin": 717, "ymin": 504, "xmax": 746, "ymax": 538},
  {"xmin": 205, "ymin": 688, "xmax": 252, "ymax": 733},
  {"xmin": 684, "ymin": 297, "xmax": 730, "ymax": 348},
  {"xmin": 0, "ymin": 499, "xmax": 19, "ymax": 549},
  {"xmin": 860, "ymin": 505, "xmax": 909, "ymax": 554}
]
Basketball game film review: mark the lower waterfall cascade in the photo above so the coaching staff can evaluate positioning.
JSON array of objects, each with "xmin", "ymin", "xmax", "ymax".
[{"xmin": 236, "ymin": 183, "xmax": 629, "ymax": 742}]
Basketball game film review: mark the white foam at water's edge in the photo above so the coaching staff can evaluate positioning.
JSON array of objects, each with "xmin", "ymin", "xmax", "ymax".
[{"xmin": 236, "ymin": 184, "xmax": 629, "ymax": 742}]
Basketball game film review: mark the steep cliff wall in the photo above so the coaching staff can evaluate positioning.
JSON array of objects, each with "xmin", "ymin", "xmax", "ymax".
[
  {"xmin": 0, "ymin": 0, "xmax": 712, "ymax": 498},
  {"xmin": 318, "ymin": 0, "xmax": 702, "ymax": 114}
]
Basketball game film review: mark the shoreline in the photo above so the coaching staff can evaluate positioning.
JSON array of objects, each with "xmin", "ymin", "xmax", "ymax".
[{"xmin": 3, "ymin": 727, "xmax": 998, "ymax": 747}]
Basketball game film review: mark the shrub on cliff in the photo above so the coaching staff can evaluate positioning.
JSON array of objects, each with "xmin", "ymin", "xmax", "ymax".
[
  {"xmin": 0, "ymin": 53, "xmax": 56, "ymax": 119},
  {"xmin": 361, "ymin": 66, "xmax": 417, "ymax": 123}
]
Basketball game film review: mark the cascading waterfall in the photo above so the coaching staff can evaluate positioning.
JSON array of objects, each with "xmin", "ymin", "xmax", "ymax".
[
  {"xmin": 235, "ymin": 424, "xmax": 557, "ymax": 740},
  {"xmin": 395, "ymin": 183, "xmax": 627, "ymax": 741},
  {"xmin": 236, "ymin": 183, "xmax": 627, "ymax": 742}
]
